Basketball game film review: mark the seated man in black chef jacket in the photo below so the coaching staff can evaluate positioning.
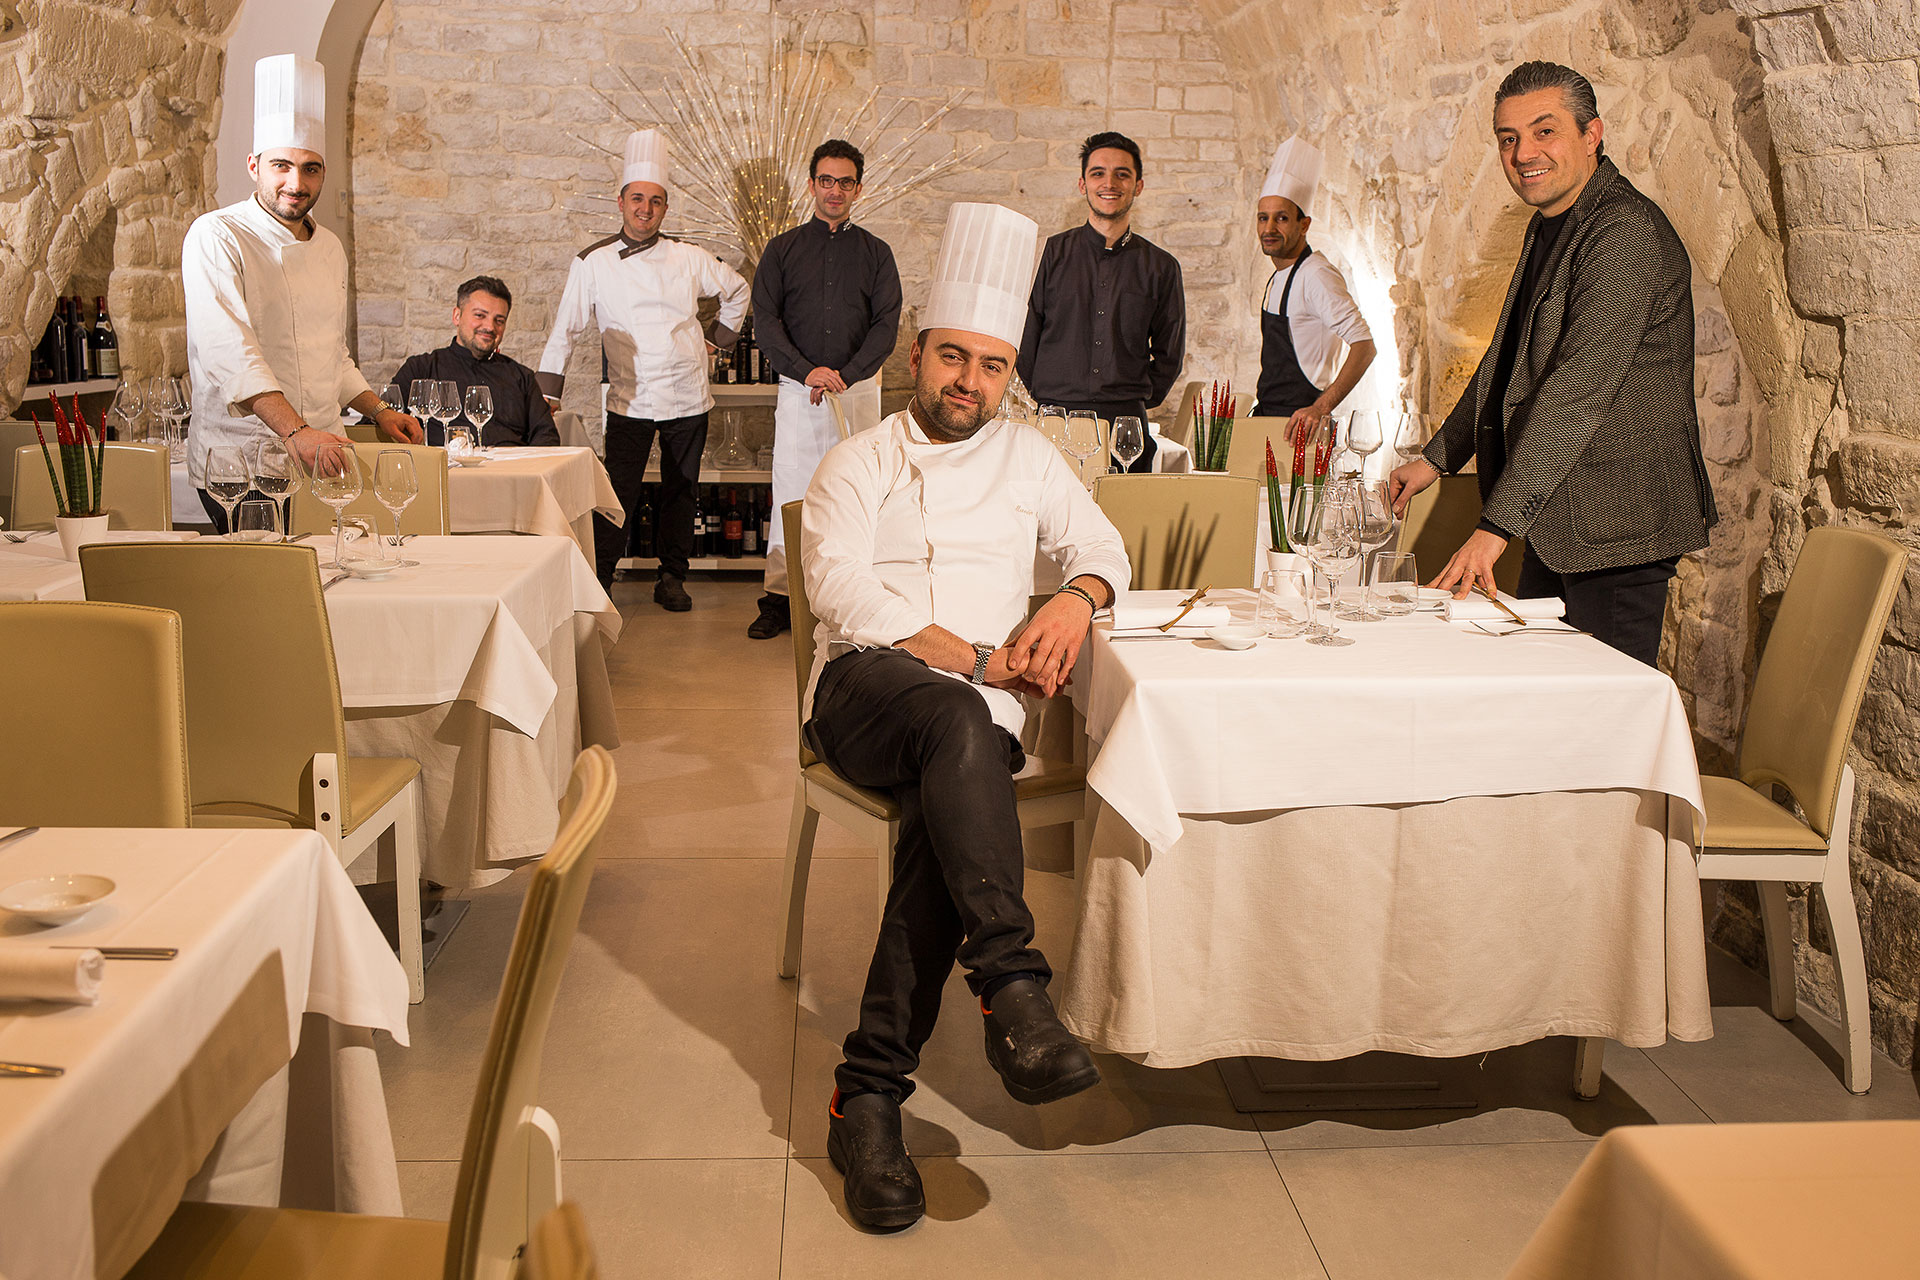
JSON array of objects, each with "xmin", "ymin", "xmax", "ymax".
[{"xmin": 391, "ymin": 275, "xmax": 560, "ymax": 448}]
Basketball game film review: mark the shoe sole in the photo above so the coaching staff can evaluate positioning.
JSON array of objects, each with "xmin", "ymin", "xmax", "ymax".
[
  {"xmin": 997, "ymin": 1061, "xmax": 1102, "ymax": 1106},
  {"xmin": 827, "ymin": 1126, "xmax": 925, "ymax": 1229}
]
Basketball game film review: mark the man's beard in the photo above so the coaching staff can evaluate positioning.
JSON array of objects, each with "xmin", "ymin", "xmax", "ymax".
[{"xmin": 911, "ymin": 378, "xmax": 996, "ymax": 442}]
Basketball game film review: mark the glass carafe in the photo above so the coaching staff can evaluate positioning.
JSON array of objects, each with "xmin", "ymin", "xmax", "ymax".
[{"xmin": 712, "ymin": 409, "xmax": 753, "ymax": 469}]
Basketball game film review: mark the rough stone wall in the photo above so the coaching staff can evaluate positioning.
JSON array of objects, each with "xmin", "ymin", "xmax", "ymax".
[
  {"xmin": 0, "ymin": 0, "xmax": 235, "ymax": 416},
  {"xmin": 347, "ymin": 0, "xmax": 1246, "ymax": 440},
  {"xmin": 1728, "ymin": 0, "xmax": 1920, "ymax": 1066}
]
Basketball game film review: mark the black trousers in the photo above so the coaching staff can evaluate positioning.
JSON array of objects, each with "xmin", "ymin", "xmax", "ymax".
[
  {"xmin": 195, "ymin": 487, "xmax": 277, "ymax": 535},
  {"xmin": 593, "ymin": 410, "xmax": 707, "ymax": 588},
  {"xmin": 1518, "ymin": 542, "xmax": 1679, "ymax": 667},
  {"xmin": 804, "ymin": 647, "xmax": 1050, "ymax": 1102}
]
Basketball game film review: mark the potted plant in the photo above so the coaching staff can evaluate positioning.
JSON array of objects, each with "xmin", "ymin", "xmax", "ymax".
[
  {"xmin": 32, "ymin": 393, "xmax": 109, "ymax": 560},
  {"xmin": 1264, "ymin": 436, "xmax": 1303, "ymax": 575},
  {"xmin": 1191, "ymin": 379, "xmax": 1235, "ymax": 473}
]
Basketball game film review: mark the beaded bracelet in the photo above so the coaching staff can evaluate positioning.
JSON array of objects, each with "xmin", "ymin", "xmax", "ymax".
[{"xmin": 1056, "ymin": 583, "xmax": 1099, "ymax": 612}]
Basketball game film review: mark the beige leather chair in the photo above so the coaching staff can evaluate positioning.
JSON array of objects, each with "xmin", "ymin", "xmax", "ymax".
[
  {"xmin": 127, "ymin": 747, "xmax": 617, "ymax": 1280},
  {"xmin": 1092, "ymin": 472, "xmax": 1259, "ymax": 592},
  {"xmin": 343, "ymin": 421, "xmax": 382, "ymax": 443},
  {"xmin": 775, "ymin": 502, "xmax": 1087, "ymax": 977},
  {"xmin": 80, "ymin": 542, "xmax": 429, "ymax": 1001},
  {"xmin": 1164, "ymin": 381, "xmax": 1202, "ymax": 446},
  {"xmin": 0, "ymin": 420, "xmax": 49, "ymax": 516},
  {"xmin": 553, "ymin": 410, "xmax": 592, "ymax": 449},
  {"xmin": 1222, "ymin": 417, "xmax": 1290, "ymax": 481},
  {"xmin": 1397, "ymin": 473, "xmax": 1524, "ymax": 593},
  {"xmin": 11, "ymin": 442, "xmax": 172, "ymax": 530},
  {"xmin": 288, "ymin": 443, "xmax": 451, "ymax": 538},
  {"xmin": 1695, "ymin": 526, "xmax": 1908, "ymax": 1094},
  {"xmin": 523, "ymin": 1203, "xmax": 599, "ymax": 1280},
  {"xmin": 0, "ymin": 601, "xmax": 191, "ymax": 828}
]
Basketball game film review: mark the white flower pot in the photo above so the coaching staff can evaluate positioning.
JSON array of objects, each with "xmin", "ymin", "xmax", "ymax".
[
  {"xmin": 56, "ymin": 514, "xmax": 110, "ymax": 562},
  {"xmin": 1265, "ymin": 550, "xmax": 1306, "ymax": 577}
]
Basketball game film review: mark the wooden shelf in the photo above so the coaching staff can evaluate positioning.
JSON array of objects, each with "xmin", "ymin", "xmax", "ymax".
[
  {"xmin": 618, "ymin": 553, "xmax": 767, "ymax": 573},
  {"xmin": 22, "ymin": 378, "xmax": 118, "ymax": 399},
  {"xmin": 642, "ymin": 468, "xmax": 772, "ymax": 484},
  {"xmin": 708, "ymin": 384, "xmax": 779, "ymax": 404}
]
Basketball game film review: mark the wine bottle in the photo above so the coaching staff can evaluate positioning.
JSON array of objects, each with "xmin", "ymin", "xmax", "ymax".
[
  {"xmin": 759, "ymin": 486, "xmax": 772, "ymax": 547},
  {"xmin": 705, "ymin": 485, "xmax": 722, "ymax": 551},
  {"xmin": 48, "ymin": 298, "xmax": 71, "ymax": 386},
  {"xmin": 67, "ymin": 296, "xmax": 89, "ymax": 381},
  {"xmin": 29, "ymin": 310, "xmax": 56, "ymax": 384},
  {"xmin": 723, "ymin": 488, "xmax": 743, "ymax": 558},
  {"xmin": 690, "ymin": 486, "xmax": 706, "ymax": 558},
  {"xmin": 90, "ymin": 297, "xmax": 119, "ymax": 378},
  {"xmin": 741, "ymin": 484, "xmax": 760, "ymax": 556}
]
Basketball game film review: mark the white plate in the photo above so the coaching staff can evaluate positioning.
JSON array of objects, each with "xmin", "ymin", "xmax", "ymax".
[
  {"xmin": 1, "ymin": 874, "xmax": 116, "ymax": 926},
  {"xmin": 1204, "ymin": 624, "xmax": 1262, "ymax": 650},
  {"xmin": 340, "ymin": 558, "xmax": 401, "ymax": 580}
]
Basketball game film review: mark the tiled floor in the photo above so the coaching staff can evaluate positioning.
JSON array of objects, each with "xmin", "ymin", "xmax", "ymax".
[{"xmin": 378, "ymin": 579, "xmax": 1920, "ymax": 1279}]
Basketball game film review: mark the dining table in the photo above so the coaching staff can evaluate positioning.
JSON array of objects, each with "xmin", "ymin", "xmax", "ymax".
[
  {"xmin": 0, "ymin": 826, "xmax": 410, "ymax": 1280},
  {"xmin": 1053, "ymin": 588, "xmax": 1714, "ymax": 1074},
  {"xmin": 0, "ymin": 530, "xmax": 199, "ymax": 601}
]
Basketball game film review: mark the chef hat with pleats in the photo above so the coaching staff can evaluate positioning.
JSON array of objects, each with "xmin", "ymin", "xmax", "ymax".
[
  {"xmin": 622, "ymin": 129, "xmax": 670, "ymax": 194},
  {"xmin": 919, "ymin": 203, "xmax": 1040, "ymax": 351},
  {"xmin": 252, "ymin": 54, "xmax": 327, "ymax": 158},
  {"xmin": 1260, "ymin": 134, "xmax": 1323, "ymax": 216}
]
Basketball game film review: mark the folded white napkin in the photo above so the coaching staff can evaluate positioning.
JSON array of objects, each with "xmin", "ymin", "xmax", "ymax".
[
  {"xmin": 1443, "ymin": 593, "xmax": 1567, "ymax": 623},
  {"xmin": 0, "ymin": 947, "xmax": 104, "ymax": 1004},
  {"xmin": 1110, "ymin": 602, "xmax": 1234, "ymax": 631}
]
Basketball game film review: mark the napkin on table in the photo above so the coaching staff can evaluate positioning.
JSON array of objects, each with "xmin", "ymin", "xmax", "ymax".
[
  {"xmin": 1110, "ymin": 602, "xmax": 1234, "ymax": 631},
  {"xmin": 0, "ymin": 947, "xmax": 104, "ymax": 1004},
  {"xmin": 1443, "ymin": 593, "xmax": 1567, "ymax": 623}
]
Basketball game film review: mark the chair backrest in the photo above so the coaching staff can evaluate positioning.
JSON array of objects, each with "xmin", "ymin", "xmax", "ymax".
[
  {"xmin": 782, "ymin": 501, "xmax": 825, "ymax": 768},
  {"xmin": 80, "ymin": 542, "xmax": 354, "ymax": 827},
  {"xmin": 343, "ymin": 421, "xmax": 382, "ymax": 443},
  {"xmin": 1397, "ymin": 474, "xmax": 1524, "ymax": 593},
  {"xmin": 1740, "ymin": 526, "xmax": 1908, "ymax": 839},
  {"xmin": 288, "ymin": 443, "xmax": 451, "ymax": 537},
  {"xmin": 0, "ymin": 601, "xmax": 192, "ymax": 828},
  {"xmin": 443, "ymin": 746, "xmax": 616, "ymax": 1280},
  {"xmin": 1165, "ymin": 382, "xmax": 1202, "ymax": 446},
  {"xmin": 1222, "ymin": 418, "xmax": 1290, "ymax": 481},
  {"xmin": 552, "ymin": 411, "xmax": 591, "ymax": 449},
  {"xmin": 1093, "ymin": 473, "xmax": 1259, "ymax": 591},
  {"xmin": 0, "ymin": 420, "xmax": 49, "ymax": 515},
  {"xmin": 12, "ymin": 442, "xmax": 172, "ymax": 531},
  {"xmin": 522, "ymin": 1203, "xmax": 599, "ymax": 1280}
]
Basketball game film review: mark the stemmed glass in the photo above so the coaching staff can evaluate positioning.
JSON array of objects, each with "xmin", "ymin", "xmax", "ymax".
[
  {"xmin": 1337, "ymin": 483, "xmax": 1399, "ymax": 622},
  {"xmin": 108, "ymin": 380, "xmax": 145, "ymax": 442},
  {"xmin": 1063, "ymin": 410, "xmax": 1102, "ymax": 489},
  {"xmin": 1345, "ymin": 410, "xmax": 1385, "ymax": 480},
  {"xmin": 463, "ymin": 386, "xmax": 494, "ymax": 455},
  {"xmin": 149, "ymin": 376, "xmax": 188, "ymax": 462},
  {"xmin": 372, "ymin": 449, "xmax": 419, "ymax": 565},
  {"xmin": 1111, "ymin": 416, "xmax": 1146, "ymax": 474},
  {"xmin": 1036, "ymin": 404, "xmax": 1067, "ymax": 449},
  {"xmin": 309, "ymin": 442, "xmax": 363, "ymax": 569},
  {"xmin": 205, "ymin": 444, "xmax": 252, "ymax": 537},
  {"xmin": 408, "ymin": 378, "xmax": 437, "ymax": 443},
  {"xmin": 252, "ymin": 436, "xmax": 297, "ymax": 537},
  {"xmin": 1294, "ymin": 477, "xmax": 1362, "ymax": 646},
  {"xmin": 438, "ymin": 380, "xmax": 466, "ymax": 457},
  {"xmin": 1392, "ymin": 411, "xmax": 1432, "ymax": 466}
]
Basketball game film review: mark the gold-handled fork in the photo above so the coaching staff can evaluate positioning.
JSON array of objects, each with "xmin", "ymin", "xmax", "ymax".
[{"xmin": 1157, "ymin": 585, "xmax": 1211, "ymax": 632}]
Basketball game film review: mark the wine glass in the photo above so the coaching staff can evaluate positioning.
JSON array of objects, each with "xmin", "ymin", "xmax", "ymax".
[
  {"xmin": 1392, "ymin": 410, "xmax": 1433, "ymax": 466},
  {"xmin": 309, "ymin": 442, "xmax": 363, "ymax": 569},
  {"xmin": 372, "ymin": 449, "xmax": 419, "ymax": 564},
  {"xmin": 1296, "ymin": 477, "xmax": 1361, "ymax": 646},
  {"xmin": 1336, "ymin": 482, "xmax": 1399, "ymax": 622},
  {"xmin": 252, "ymin": 436, "xmax": 298, "ymax": 534},
  {"xmin": 464, "ymin": 385, "xmax": 494, "ymax": 454},
  {"xmin": 1036, "ymin": 404, "xmax": 1067, "ymax": 449},
  {"xmin": 149, "ymin": 376, "xmax": 187, "ymax": 462},
  {"xmin": 232, "ymin": 499, "xmax": 282, "ymax": 542},
  {"xmin": 1345, "ymin": 410, "xmax": 1384, "ymax": 480},
  {"xmin": 108, "ymin": 380, "xmax": 145, "ymax": 442},
  {"xmin": 205, "ymin": 444, "xmax": 251, "ymax": 537},
  {"xmin": 1063, "ymin": 410, "xmax": 1102, "ymax": 488},
  {"xmin": 1111, "ymin": 416, "xmax": 1146, "ymax": 473},
  {"xmin": 407, "ymin": 378, "xmax": 436, "ymax": 442},
  {"xmin": 1370, "ymin": 551, "xmax": 1420, "ymax": 617},
  {"xmin": 1257, "ymin": 568, "xmax": 1311, "ymax": 638}
]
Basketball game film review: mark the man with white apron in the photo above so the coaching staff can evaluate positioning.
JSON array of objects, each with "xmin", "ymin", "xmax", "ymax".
[
  {"xmin": 183, "ymin": 54, "xmax": 422, "ymax": 530},
  {"xmin": 1251, "ymin": 136, "xmax": 1376, "ymax": 440},
  {"xmin": 747, "ymin": 139, "xmax": 901, "ymax": 639}
]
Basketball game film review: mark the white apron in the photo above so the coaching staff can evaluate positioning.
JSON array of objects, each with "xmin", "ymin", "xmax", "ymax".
[{"xmin": 764, "ymin": 373, "xmax": 881, "ymax": 594}]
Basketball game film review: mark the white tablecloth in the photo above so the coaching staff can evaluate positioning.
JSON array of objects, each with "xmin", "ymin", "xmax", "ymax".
[
  {"xmin": 0, "ymin": 827, "xmax": 409, "ymax": 1280},
  {"xmin": 449, "ymin": 446, "xmax": 623, "ymax": 558},
  {"xmin": 168, "ymin": 461, "xmax": 207, "ymax": 528},
  {"xmin": 0, "ymin": 531, "xmax": 200, "ymax": 602}
]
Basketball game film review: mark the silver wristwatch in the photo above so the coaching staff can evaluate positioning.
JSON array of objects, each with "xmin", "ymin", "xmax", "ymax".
[{"xmin": 970, "ymin": 642, "xmax": 994, "ymax": 685}]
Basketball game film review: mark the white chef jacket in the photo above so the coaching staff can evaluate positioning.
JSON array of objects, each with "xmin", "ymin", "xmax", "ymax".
[
  {"xmin": 538, "ymin": 233, "xmax": 749, "ymax": 421},
  {"xmin": 182, "ymin": 196, "xmax": 374, "ymax": 485},
  {"xmin": 800, "ymin": 409, "xmax": 1131, "ymax": 736},
  {"xmin": 1261, "ymin": 251, "xmax": 1373, "ymax": 390}
]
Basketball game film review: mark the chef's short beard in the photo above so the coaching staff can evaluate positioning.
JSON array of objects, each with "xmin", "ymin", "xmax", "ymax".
[{"xmin": 909, "ymin": 377, "xmax": 997, "ymax": 443}]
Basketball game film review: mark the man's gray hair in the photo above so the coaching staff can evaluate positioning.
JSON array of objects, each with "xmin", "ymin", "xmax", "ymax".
[{"xmin": 1495, "ymin": 61, "xmax": 1601, "ymax": 132}]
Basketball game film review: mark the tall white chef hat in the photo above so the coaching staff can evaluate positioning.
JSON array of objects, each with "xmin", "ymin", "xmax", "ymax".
[
  {"xmin": 252, "ymin": 54, "xmax": 327, "ymax": 159},
  {"xmin": 919, "ymin": 202, "xmax": 1040, "ymax": 352},
  {"xmin": 1260, "ymin": 134, "xmax": 1323, "ymax": 216},
  {"xmin": 622, "ymin": 129, "xmax": 670, "ymax": 194}
]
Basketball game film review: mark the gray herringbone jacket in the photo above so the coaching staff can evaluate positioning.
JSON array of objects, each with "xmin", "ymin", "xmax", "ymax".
[{"xmin": 1424, "ymin": 158, "xmax": 1717, "ymax": 573}]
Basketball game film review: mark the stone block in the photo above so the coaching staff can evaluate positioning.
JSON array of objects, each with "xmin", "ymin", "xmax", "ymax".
[
  {"xmin": 1105, "ymin": 108, "xmax": 1171, "ymax": 140},
  {"xmin": 1785, "ymin": 228, "xmax": 1872, "ymax": 317},
  {"xmin": 1114, "ymin": 3, "xmax": 1163, "ymax": 33},
  {"xmin": 1718, "ymin": 227, "xmax": 1799, "ymax": 399},
  {"xmin": 1835, "ymin": 433, "xmax": 1920, "ymax": 522},
  {"xmin": 1184, "ymin": 84, "xmax": 1232, "ymax": 115},
  {"xmin": 1750, "ymin": 11, "xmax": 1830, "ymax": 70},
  {"xmin": 1866, "ymin": 147, "xmax": 1920, "ymax": 231},
  {"xmin": 1764, "ymin": 62, "xmax": 1920, "ymax": 158},
  {"xmin": 1770, "ymin": 374, "xmax": 1840, "ymax": 483},
  {"xmin": 992, "ymin": 61, "xmax": 1061, "ymax": 108},
  {"xmin": 1802, "ymin": 319, "xmax": 1843, "ymax": 380},
  {"xmin": 1029, "ymin": 21, "xmax": 1111, "ymax": 59},
  {"xmin": 1824, "ymin": 0, "xmax": 1920, "ymax": 64},
  {"xmin": 1172, "ymin": 113, "xmax": 1231, "ymax": 139},
  {"xmin": 442, "ymin": 21, "xmax": 540, "ymax": 53},
  {"xmin": 1781, "ymin": 152, "xmax": 1866, "ymax": 230},
  {"xmin": 1844, "ymin": 318, "xmax": 1920, "ymax": 438}
]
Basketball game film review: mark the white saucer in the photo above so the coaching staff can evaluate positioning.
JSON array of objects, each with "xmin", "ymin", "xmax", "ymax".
[
  {"xmin": 1204, "ymin": 624, "xmax": 1262, "ymax": 650},
  {"xmin": 1, "ymin": 874, "xmax": 116, "ymax": 926},
  {"xmin": 340, "ymin": 558, "xmax": 402, "ymax": 580}
]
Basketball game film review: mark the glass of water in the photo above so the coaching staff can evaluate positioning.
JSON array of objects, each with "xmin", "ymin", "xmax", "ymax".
[
  {"xmin": 1371, "ymin": 552, "xmax": 1420, "ymax": 616},
  {"xmin": 1256, "ymin": 568, "xmax": 1311, "ymax": 638}
]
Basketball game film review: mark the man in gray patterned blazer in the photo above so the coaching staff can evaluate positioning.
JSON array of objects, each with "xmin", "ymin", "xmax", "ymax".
[{"xmin": 1388, "ymin": 61, "xmax": 1716, "ymax": 665}]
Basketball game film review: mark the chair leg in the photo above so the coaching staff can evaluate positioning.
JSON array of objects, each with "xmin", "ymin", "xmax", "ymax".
[
  {"xmin": 393, "ymin": 781, "xmax": 424, "ymax": 1004},
  {"xmin": 875, "ymin": 820, "xmax": 898, "ymax": 924},
  {"xmin": 525, "ymin": 1105, "xmax": 563, "ymax": 1233},
  {"xmin": 1573, "ymin": 1037, "xmax": 1604, "ymax": 1099},
  {"xmin": 1757, "ymin": 881, "xmax": 1798, "ymax": 1021},
  {"xmin": 776, "ymin": 785, "xmax": 820, "ymax": 980},
  {"xmin": 1817, "ymin": 854, "xmax": 1873, "ymax": 1094}
]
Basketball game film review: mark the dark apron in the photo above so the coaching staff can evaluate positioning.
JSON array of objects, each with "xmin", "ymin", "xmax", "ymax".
[{"xmin": 1252, "ymin": 248, "xmax": 1322, "ymax": 419}]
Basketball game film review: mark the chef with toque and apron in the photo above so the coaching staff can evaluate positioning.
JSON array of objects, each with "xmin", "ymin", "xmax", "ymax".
[
  {"xmin": 1251, "ymin": 135, "xmax": 1377, "ymax": 441},
  {"xmin": 183, "ymin": 53, "xmax": 422, "ymax": 530}
]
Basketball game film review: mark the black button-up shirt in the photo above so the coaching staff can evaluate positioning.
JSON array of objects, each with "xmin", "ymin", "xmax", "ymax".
[
  {"xmin": 1017, "ymin": 223, "xmax": 1186, "ymax": 409},
  {"xmin": 751, "ymin": 217, "xmax": 903, "ymax": 385},
  {"xmin": 391, "ymin": 340, "xmax": 560, "ymax": 448}
]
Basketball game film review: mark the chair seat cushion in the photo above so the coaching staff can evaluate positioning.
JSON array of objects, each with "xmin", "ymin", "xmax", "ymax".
[
  {"xmin": 1701, "ymin": 775, "xmax": 1829, "ymax": 851},
  {"xmin": 345, "ymin": 756, "xmax": 421, "ymax": 836},
  {"xmin": 803, "ymin": 755, "xmax": 1086, "ymax": 821},
  {"xmin": 128, "ymin": 1202, "xmax": 445, "ymax": 1279}
]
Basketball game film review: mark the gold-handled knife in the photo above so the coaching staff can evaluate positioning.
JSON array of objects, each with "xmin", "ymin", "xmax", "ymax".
[
  {"xmin": 50, "ymin": 946, "xmax": 177, "ymax": 960},
  {"xmin": 1478, "ymin": 583, "xmax": 1528, "ymax": 627},
  {"xmin": 1157, "ymin": 585, "xmax": 1211, "ymax": 633},
  {"xmin": 0, "ymin": 1061, "xmax": 64, "ymax": 1078}
]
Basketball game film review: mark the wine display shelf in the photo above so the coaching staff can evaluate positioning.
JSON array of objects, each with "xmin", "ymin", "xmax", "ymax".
[
  {"xmin": 618, "ymin": 554, "xmax": 767, "ymax": 574},
  {"xmin": 709, "ymin": 384, "xmax": 779, "ymax": 404},
  {"xmin": 641, "ymin": 468, "xmax": 772, "ymax": 484},
  {"xmin": 21, "ymin": 378, "xmax": 118, "ymax": 399}
]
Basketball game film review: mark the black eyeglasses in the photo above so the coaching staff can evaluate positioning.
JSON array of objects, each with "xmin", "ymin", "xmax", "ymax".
[{"xmin": 814, "ymin": 175, "xmax": 860, "ymax": 191}]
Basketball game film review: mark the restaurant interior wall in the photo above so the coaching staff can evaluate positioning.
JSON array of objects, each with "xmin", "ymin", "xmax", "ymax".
[{"xmin": 2, "ymin": 0, "xmax": 1917, "ymax": 1065}]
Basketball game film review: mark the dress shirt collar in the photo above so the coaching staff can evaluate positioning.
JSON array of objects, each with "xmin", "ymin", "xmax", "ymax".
[
  {"xmin": 444, "ymin": 338, "xmax": 498, "ymax": 364},
  {"xmin": 244, "ymin": 193, "xmax": 316, "ymax": 243},
  {"xmin": 617, "ymin": 229, "xmax": 663, "ymax": 259},
  {"xmin": 1076, "ymin": 220, "xmax": 1135, "ymax": 253},
  {"xmin": 808, "ymin": 214, "xmax": 857, "ymax": 236}
]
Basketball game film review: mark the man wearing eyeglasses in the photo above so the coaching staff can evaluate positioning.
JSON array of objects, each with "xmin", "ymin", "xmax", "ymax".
[
  {"xmin": 746, "ymin": 140, "xmax": 903, "ymax": 640},
  {"xmin": 391, "ymin": 276, "xmax": 559, "ymax": 448}
]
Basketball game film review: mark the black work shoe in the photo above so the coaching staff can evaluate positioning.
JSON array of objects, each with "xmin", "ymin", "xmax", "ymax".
[
  {"xmin": 982, "ymin": 978, "xmax": 1101, "ymax": 1105},
  {"xmin": 746, "ymin": 593, "xmax": 790, "ymax": 640},
  {"xmin": 827, "ymin": 1091, "xmax": 925, "ymax": 1230},
  {"xmin": 654, "ymin": 575, "xmax": 692, "ymax": 612}
]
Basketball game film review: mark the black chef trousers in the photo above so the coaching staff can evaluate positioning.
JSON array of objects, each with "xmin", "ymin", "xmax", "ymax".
[{"xmin": 594, "ymin": 410, "xmax": 707, "ymax": 588}]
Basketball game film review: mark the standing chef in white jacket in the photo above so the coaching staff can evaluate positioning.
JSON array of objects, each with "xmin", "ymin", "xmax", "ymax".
[
  {"xmin": 183, "ymin": 54, "xmax": 421, "ymax": 531},
  {"xmin": 799, "ymin": 202, "xmax": 1130, "ymax": 1231},
  {"xmin": 539, "ymin": 128, "xmax": 750, "ymax": 608}
]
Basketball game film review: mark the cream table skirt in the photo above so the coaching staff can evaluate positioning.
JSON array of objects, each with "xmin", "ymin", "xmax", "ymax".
[{"xmin": 1057, "ymin": 789, "xmax": 1714, "ymax": 1069}]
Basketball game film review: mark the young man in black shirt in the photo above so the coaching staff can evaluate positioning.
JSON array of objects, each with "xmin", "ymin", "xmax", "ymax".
[{"xmin": 391, "ymin": 275, "xmax": 560, "ymax": 448}]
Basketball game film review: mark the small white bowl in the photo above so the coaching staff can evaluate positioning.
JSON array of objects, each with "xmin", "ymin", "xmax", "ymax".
[
  {"xmin": 0, "ymin": 875, "xmax": 117, "ymax": 926},
  {"xmin": 1204, "ymin": 624, "xmax": 1262, "ymax": 651},
  {"xmin": 340, "ymin": 557, "xmax": 401, "ymax": 580}
]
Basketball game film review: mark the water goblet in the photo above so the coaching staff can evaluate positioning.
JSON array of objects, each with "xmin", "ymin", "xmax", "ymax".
[
  {"xmin": 252, "ymin": 436, "xmax": 298, "ymax": 534},
  {"xmin": 1110, "ymin": 416, "xmax": 1146, "ymax": 473},
  {"xmin": 437, "ymin": 380, "xmax": 466, "ymax": 456},
  {"xmin": 108, "ymin": 380, "xmax": 145, "ymax": 442},
  {"xmin": 463, "ymin": 385, "xmax": 494, "ymax": 453},
  {"xmin": 205, "ymin": 444, "xmax": 252, "ymax": 537},
  {"xmin": 1257, "ymin": 568, "xmax": 1311, "ymax": 638},
  {"xmin": 1298, "ymin": 478, "xmax": 1362, "ymax": 646},
  {"xmin": 372, "ymin": 449, "xmax": 420, "ymax": 564},
  {"xmin": 309, "ymin": 442, "xmax": 363, "ymax": 569},
  {"xmin": 1063, "ymin": 410, "xmax": 1102, "ymax": 489}
]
